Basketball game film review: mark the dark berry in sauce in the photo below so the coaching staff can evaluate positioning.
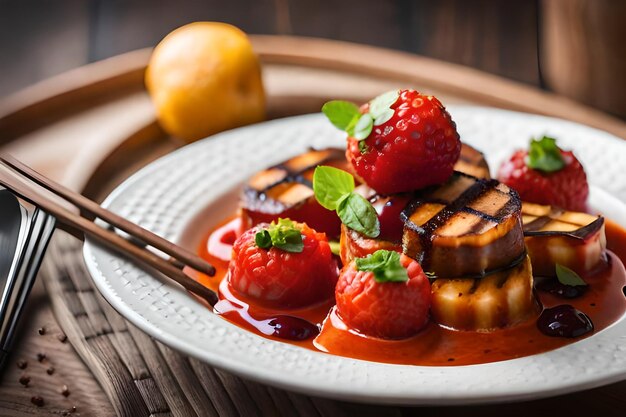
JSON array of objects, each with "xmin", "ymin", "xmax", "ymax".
[
  {"xmin": 537, "ymin": 305, "xmax": 594, "ymax": 338},
  {"xmin": 17, "ymin": 359, "xmax": 27, "ymax": 369},
  {"xmin": 268, "ymin": 316, "xmax": 320, "ymax": 341},
  {"xmin": 535, "ymin": 278, "xmax": 587, "ymax": 299}
]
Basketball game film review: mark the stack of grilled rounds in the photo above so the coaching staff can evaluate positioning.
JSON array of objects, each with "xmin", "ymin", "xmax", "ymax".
[
  {"xmin": 240, "ymin": 143, "xmax": 540, "ymax": 331},
  {"xmin": 337, "ymin": 144, "xmax": 491, "ymax": 266},
  {"xmin": 401, "ymin": 172, "xmax": 538, "ymax": 331}
]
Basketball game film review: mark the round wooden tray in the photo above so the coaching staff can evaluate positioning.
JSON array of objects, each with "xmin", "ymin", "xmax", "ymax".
[{"xmin": 1, "ymin": 36, "xmax": 625, "ymax": 416}]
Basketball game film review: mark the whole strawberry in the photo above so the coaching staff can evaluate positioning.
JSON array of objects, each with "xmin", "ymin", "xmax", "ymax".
[
  {"xmin": 228, "ymin": 219, "xmax": 338, "ymax": 308},
  {"xmin": 322, "ymin": 89, "xmax": 461, "ymax": 194},
  {"xmin": 497, "ymin": 136, "xmax": 589, "ymax": 212},
  {"xmin": 335, "ymin": 250, "xmax": 431, "ymax": 339}
]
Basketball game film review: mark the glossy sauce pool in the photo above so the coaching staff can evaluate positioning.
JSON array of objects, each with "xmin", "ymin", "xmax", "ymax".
[{"xmin": 190, "ymin": 218, "xmax": 626, "ymax": 366}]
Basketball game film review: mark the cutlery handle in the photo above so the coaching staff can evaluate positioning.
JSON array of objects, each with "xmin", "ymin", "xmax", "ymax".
[{"xmin": 0, "ymin": 209, "xmax": 56, "ymax": 367}]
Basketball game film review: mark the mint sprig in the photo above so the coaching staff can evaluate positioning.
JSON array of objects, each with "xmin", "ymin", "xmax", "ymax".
[
  {"xmin": 321, "ymin": 101, "xmax": 360, "ymax": 135},
  {"xmin": 527, "ymin": 136, "xmax": 565, "ymax": 173},
  {"xmin": 321, "ymin": 90, "xmax": 400, "ymax": 144},
  {"xmin": 312, "ymin": 164, "xmax": 354, "ymax": 210},
  {"xmin": 337, "ymin": 193, "xmax": 379, "ymax": 237},
  {"xmin": 313, "ymin": 166, "xmax": 380, "ymax": 238},
  {"xmin": 556, "ymin": 264, "xmax": 587, "ymax": 287},
  {"xmin": 355, "ymin": 250, "xmax": 408, "ymax": 283},
  {"xmin": 255, "ymin": 218, "xmax": 304, "ymax": 253}
]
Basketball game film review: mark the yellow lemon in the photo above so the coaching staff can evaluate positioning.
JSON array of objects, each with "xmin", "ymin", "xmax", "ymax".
[{"xmin": 146, "ymin": 22, "xmax": 265, "ymax": 142}]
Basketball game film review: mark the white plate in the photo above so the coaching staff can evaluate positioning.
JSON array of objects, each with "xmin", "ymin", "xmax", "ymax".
[{"xmin": 84, "ymin": 106, "xmax": 626, "ymax": 405}]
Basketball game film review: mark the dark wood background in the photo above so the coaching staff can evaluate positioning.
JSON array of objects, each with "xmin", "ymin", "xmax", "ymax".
[{"xmin": 1, "ymin": 0, "xmax": 624, "ymax": 118}]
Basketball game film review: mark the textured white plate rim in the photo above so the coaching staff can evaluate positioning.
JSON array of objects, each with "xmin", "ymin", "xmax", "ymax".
[{"xmin": 83, "ymin": 107, "xmax": 626, "ymax": 405}]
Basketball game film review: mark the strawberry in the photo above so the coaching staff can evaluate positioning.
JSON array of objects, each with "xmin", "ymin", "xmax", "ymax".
[
  {"xmin": 497, "ymin": 136, "xmax": 589, "ymax": 211},
  {"xmin": 335, "ymin": 250, "xmax": 431, "ymax": 339},
  {"xmin": 228, "ymin": 219, "xmax": 338, "ymax": 308},
  {"xmin": 323, "ymin": 89, "xmax": 461, "ymax": 194}
]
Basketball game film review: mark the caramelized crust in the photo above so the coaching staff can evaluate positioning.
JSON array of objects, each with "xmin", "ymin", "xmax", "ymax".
[
  {"xmin": 241, "ymin": 148, "xmax": 348, "ymax": 237},
  {"xmin": 402, "ymin": 172, "xmax": 525, "ymax": 278},
  {"xmin": 522, "ymin": 202, "xmax": 607, "ymax": 276}
]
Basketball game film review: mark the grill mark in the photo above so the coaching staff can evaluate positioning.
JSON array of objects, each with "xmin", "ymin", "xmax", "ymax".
[
  {"xmin": 465, "ymin": 217, "xmax": 491, "ymax": 235},
  {"xmin": 251, "ymin": 149, "xmax": 344, "ymax": 204},
  {"xmin": 417, "ymin": 179, "xmax": 499, "ymax": 269},
  {"xmin": 523, "ymin": 206, "xmax": 565, "ymax": 232},
  {"xmin": 523, "ymin": 215, "xmax": 554, "ymax": 232},
  {"xmin": 493, "ymin": 188, "xmax": 522, "ymax": 218},
  {"xmin": 524, "ymin": 216, "xmax": 604, "ymax": 240},
  {"xmin": 462, "ymin": 206, "xmax": 499, "ymax": 223}
]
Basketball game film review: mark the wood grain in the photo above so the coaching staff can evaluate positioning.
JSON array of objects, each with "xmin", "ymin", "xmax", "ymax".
[{"xmin": 541, "ymin": 0, "xmax": 626, "ymax": 118}]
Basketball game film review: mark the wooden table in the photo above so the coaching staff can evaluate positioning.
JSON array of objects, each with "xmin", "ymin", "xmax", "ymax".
[{"xmin": 0, "ymin": 36, "xmax": 625, "ymax": 416}]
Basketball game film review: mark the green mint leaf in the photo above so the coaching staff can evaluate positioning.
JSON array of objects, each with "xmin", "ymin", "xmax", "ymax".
[
  {"xmin": 369, "ymin": 90, "xmax": 399, "ymax": 124},
  {"xmin": 353, "ymin": 113, "xmax": 374, "ymax": 140},
  {"xmin": 313, "ymin": 166, "xmax": 355, "ymax": 210},
  {"xmin": 322, "ymin": 100, "xmax": 361, "ymax": 133},
  {"xmin": 255, "ymin": 230, "xmax": 272, "ymax": 249},
  {"xmin": 255, "ymin": 219, "xmax": 304, "ymax": 253},
  {"xmin": 527, "ymin": 136, "xmax": 565, "ymax": 173},
  {"xmin": 270, "ymin": 218, "xmax": 304, "ymax": 252},
  {"xmin": 329, "ymin": 240, "xmax": 341, "ymax": 256},
  {"xmin": 312, "ymin": 167, "xmax": 380, "ymax": 237},
  {"xmin": 337, "ymin": 192, "xmax": 380, "ymax": 238},
  {"xmin": 374, "ymin": 108, "xmax": 395, "ymax": 126},
  {"xmin": 556, "ymin": 264, "xmax": 587, "ymax": 286},
  {"xmin": 355, "ymin": 250, "xmax": 408, "ymax": 283},
  {"xmin": 272, "ymin": 229, "xmax": 304, "ymax": 252}
]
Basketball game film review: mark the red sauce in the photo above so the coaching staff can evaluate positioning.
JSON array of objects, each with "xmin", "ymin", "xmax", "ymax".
[{"xmin": 191, "ymin": 218, "xmax": 626, "ymax": 366}]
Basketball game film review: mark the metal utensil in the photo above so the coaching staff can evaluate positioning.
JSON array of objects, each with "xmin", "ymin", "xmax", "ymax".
[
  {"xmin": 0, "ymin": 189, "xmax": 29, "ymax": 369},
  {"xmin": 0, "ymin": 188, "xmax": 56, "ymax": 370}
]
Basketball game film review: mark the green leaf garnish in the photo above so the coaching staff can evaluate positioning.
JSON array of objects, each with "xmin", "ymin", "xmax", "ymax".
[
  {"xmin": 254, "ymin": 218, "xmax": 304, "ymax": 253},
  {"xmin": 556, "ymin": 264, "xmax": 587, "ymax": 286},
  {"xmin": 353, "ymin": 114, "xmax": 374, "ymax": 140},
  {"xmin": 369, "ymin": 90, "xmax": 399, "ymax": 122},
  {"xmin": 255, "ymin": 229, "xmax": 272, "ymax": 249},
  {"xmin": 321, "ymin": 100, "xmax": 361, "ymax": 135},
  {"xmin": 355, "ymin": 250, "xmax": 408, "ymax": 283},
  {"xmin": 337, "ymin": 193, "xmax": 380, "ymax": 238},
  {"xmin": 374, "ymin": 108, "xmax": 395, "ymax": 126},
  {"xmin": 321, "ymin": 90, "xmax": 399, "ymax": 146},
  {"xmin": 313, "ymin": 166, "xmax": 355, "ymax": 210},
  {"xmin": 312, "ymin": 166, "xmax": 380, "ymax": 238},
  {"xmin": 527, "ymin": 136, "xmax": 565, "ymax": 173}
]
